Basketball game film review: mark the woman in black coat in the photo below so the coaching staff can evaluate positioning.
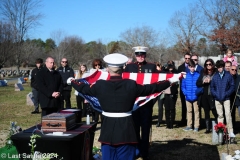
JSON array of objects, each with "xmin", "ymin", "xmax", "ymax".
[
  {"xmin": 163, "ymin": 64, "xmax": 179, "ymax": 129},
  {"xmin": 196, "ymin": 59, "xmax": 218, "ymax": 133}
]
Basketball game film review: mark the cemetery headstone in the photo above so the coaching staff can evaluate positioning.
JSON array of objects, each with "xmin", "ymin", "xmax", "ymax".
[
  {"xmin": 18, "ymin": 77, "xmax": 25, "ymax": 84},
  {"xmin": 0, "ymin": 80, "xmax": 7, "ymax": 86},
  {"xmin": 212, "ymin": 121, "xmax": 218, "ymax": 145},
  {"xmin": 26, "ymin": 92, "xmax": 34, "ymax": 106},
  {"xmin": 15, "ymin": 83, "xmax": 24, "ymax": 91}
]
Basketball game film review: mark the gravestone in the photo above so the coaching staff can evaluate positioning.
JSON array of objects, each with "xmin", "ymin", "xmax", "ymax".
[
  {"xmin": 0, "ymin": 80, "xmax": 7, "ymax": 86},
  {"xmin": 18, "ymin": 77, "xmax": 25, "ymax": 84},
  {"xmin": 15, "ymin": 83, "xmax": 24, "ymax": 91},
  {"xmin": 26, "ymin": 92, "xmax": 34, "ymax": 106},
  {"xmin": 212, "ymin": 121, "xmax": 219, "ymax": 144}
]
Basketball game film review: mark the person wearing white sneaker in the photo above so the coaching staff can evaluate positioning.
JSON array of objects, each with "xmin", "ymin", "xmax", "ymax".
[{"xmin": 181, "ymin": 59, "xmax": 200, "ymax": 132}]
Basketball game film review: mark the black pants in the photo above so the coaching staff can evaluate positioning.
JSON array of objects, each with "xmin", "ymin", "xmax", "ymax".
[
  {"xmin": 164, "ymin": 95, "xmax": 177, "ymax": 127},
  {"xmin": 201, "ymin": 94, "xmax": 218, "ymax": 121},
  {"xmin": 41, "ymin": 108, "xmax": 59, "ymax": 117},
  {"xmin": 157, "ymin": 96, "xmax": 164, "ymax": 123},
  {"xmin": 231, "ymin": 105, "xmax": 237, "ymax": 129},
  {"xmin": 133, "ymin": 103, "xmax": 153, "ymax": 158},
  {"xmin": 61, "ymin": 90, "xmax": 71, "ymax": 109},
  {"xmin": 180, "ymin": 89, "xmax": 187, "ymax": 123},
  {"xmin": 84, "ymin": 103, "xmax": 101, "ymax": 122},
  {"xmin": 76, "ymin": 95, "xmax": 83, "ymax": 110}
]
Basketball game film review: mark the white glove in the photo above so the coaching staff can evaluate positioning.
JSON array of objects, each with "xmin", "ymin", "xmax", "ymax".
[
  {"xmin": 181, "ymin": 72, "xmax": 187, "ymax": 78},
  {"xmin": 67, "ymin": 77, "xmax": 75, "ymax": 85},
  {"xmin": 168, "ymin": 76, "xmax": 179, "ymax": 84}
]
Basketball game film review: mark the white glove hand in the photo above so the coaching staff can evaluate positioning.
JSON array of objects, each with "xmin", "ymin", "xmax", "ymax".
[
  {"xmin": 67, "ymin": 77, "xmax": 75, "ymax": 85},
  {"xmin": 168, "ymin": 77, "xmax": 179, "ymax": 83},
  {"xmin": 181, "ymin": 72, "xmax": 187, "ymax": 78}
]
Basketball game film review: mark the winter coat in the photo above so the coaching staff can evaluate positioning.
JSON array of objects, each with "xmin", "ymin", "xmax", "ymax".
[
  {"xmin": 210, "ymin": 71, "xmax": 235, "ymax": 101},
  {"xmin": 181, "ymin": 71, "xmax": 200, "ymax": 102}
]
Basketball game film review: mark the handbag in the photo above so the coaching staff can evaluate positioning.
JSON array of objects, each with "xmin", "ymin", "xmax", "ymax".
[{"xmin": 195, "ymin": 87, "xmax": 204, "ymax": 96}]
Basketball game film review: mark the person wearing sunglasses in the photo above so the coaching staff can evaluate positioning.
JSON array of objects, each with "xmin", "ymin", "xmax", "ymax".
[
  {"xmin": 56, "ymin": 58, "xmax": 74, "ymax": 109},
  {"xmin": 191, "ymin": 54, "xmax": 203, "ymax": 73},
  {"xmin": 196, "ymin": 59, "xmax": 218, "ymax": 133},
  {"xmin": 210, "ymin": 60, "xmax": 235, "ymax": 137},
  {"xmin": 229, "ymin": 65, "xmax": 239, "ymax": 132},
  {"xmin": 124, "ymin": 46, "xmax": 158, "ymax": 160},
  {"xmin": 177, "ymin": 53, "xmax": 191, "ymax": 127},
  {"xmin": 89, "ymin": 59, "xmax": 105, "ymax": 123}
]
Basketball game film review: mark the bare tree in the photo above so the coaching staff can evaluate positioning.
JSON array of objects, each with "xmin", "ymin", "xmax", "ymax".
[
  {"xmin": 50, "ymin": 30, "xmax": 68, "ymax": 64},
  {"xmin": 60, "ymin": 36, "xmax": 86, "ymax": 69},
  {"xmin": 119, "ymin": 25, "xmax": 161, "ymax": 62},
  {"xmin": 197, "ymin": 0, "xmax": 236, "ymax": 53},
  {"xmin": 0, "ymin": 21, "xmax": 14, "ymax": 67},
  {"xmin": 169, "ymin": 3, "xmax": 204, "ymax": 54},
  {"xmin": 0, "ymin": 0, "xmax": 43, "ymax": 74}
]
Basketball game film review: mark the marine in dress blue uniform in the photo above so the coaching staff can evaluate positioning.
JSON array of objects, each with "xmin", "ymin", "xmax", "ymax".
[
  {"xmin": 124, "ymin": 46, "xmax": 158, "ymax": 159},
  {"xmin": 68, "ymin": 53, "xmax": 174, "ymax": 160}
]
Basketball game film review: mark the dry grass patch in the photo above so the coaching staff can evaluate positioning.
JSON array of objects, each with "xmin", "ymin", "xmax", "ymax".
[{"xmin": 0, "ymin": 80, "xmax": 239, "ymax": 160}]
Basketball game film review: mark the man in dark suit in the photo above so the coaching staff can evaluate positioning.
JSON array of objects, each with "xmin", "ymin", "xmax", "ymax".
[
  {"xmin": 36, "ymin": 56, "xmax": 63, "ymax": 117},
  {"xmin": 177, "ymin": 53, "xmax": 191, "ymax": 126},
  {"xmin": 191, "ymin": 54, "xmax": 203, "ymax": 73},
  {"xmin": 30, "ymin": 58, "xmax": 43, "ymax": 114},
  {"xmin": 57, "ymin": 58, "xmax": 74, "ymax": 109},
  {"xmin": 124, "ymin": 46, "xmax": 157, "ymax": 160}
]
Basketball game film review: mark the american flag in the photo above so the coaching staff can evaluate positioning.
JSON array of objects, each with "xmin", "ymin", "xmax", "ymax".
[{"xmin": 77, "ymin": 70, "xmax": 182, "ymax": 112}]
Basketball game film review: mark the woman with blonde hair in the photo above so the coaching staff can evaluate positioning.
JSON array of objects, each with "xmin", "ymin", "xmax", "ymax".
[{"xmin": 75, "ymin": 64, "xmax": 89, "ymax": 116}]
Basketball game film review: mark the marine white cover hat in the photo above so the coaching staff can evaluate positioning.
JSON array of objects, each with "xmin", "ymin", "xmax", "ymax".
[
  {"xmin": 132, "ymin": 46, "xmax": 149, "ymax": 54},
  {"xmin": 103, "ymin": 53, "xmax": 128, "ymax": 67}
]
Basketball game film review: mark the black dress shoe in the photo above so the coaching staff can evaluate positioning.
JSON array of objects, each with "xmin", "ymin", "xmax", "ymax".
[
  {"xmin": 204, "ymin": 130, "xmax": 211, "ymax": 134},
  {"xmin": 31, "ymin": 110, "xmax": 40, "ymax": 114},
  {"xmin": 156, "ymin": 122, "xmax": 160, "ymax": 127}
]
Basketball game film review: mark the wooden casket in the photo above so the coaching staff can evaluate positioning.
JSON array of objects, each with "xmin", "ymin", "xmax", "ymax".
[{"xmin": 42, "ymin": 113, "xmax": 76, "ymax": 132}]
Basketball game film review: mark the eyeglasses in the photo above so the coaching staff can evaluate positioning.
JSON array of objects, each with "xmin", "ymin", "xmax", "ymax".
[
  {"xmin": 185, "ymin": 58, "xmax": 190, "ymax": 60},
  {"xmin": 62, "ymin": 61, "xmax": 67, "ymax": 63},
  {"xmin": 188, "ymin": 66, "xmax": 195, "ymax": 68},
  {"xmin": 206, "ymin": 63, "xmax": 212, "ymax": 66},
  {"xmin": 231, "ymin": 69, "xmax": 237, "ymax": 71},
  {"xmin": 95, "ymin": 64, "xmax": 100, "ymax": 66},
  {"xmin": 192, "ymin": 59, "xmax": 198, "ymax": 61}
]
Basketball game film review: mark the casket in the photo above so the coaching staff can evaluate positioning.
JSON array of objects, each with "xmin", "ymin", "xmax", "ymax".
[
  {"xmin": 41, "ymin": 113, "xmax": 76, "ymax": 132},
  {"xmin": 60, "ymin": 109, "xmax": 82, "ymax": 123}
]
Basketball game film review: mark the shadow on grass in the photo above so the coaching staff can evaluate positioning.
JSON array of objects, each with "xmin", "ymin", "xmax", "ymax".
[{"xmin": 149, "ymin": 138, "xmax": 220, "ymax": 160}]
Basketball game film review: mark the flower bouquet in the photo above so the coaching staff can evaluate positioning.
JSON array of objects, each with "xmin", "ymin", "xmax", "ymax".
[
  {"xmin": 214, "ymin": 122, "xmax": 227, "ymax": 145},
  {"xmin": 214, "ymin": 122, "xmax": 227, "ymax": 133}
]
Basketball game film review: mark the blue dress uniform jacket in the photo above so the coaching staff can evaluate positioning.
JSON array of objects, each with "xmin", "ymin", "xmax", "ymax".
[
  {"xmin": 124, "ymin": 61, "xmax": 158, "ymax": 158},
  {"xmin": 36, "ymin": 67, "xmax": 63, "ymax": 109},
  {"xmin": 71, "ymin": 76, "xmax": 170, "ymax": 145},
  {"xmin": 124, "ymin": 61, "xmax": 157, "ymax": 73}
]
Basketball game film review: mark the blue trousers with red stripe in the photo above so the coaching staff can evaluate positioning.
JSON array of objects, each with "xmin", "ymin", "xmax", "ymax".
[{"xmin": 101, "ymin": 144, "xmax": 136, "ymax": 160}]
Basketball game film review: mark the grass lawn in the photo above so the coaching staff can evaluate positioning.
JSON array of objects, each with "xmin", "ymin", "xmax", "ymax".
[{"xmin": 0, "ymin": 79, "xmax": 239, "ymax": 160}]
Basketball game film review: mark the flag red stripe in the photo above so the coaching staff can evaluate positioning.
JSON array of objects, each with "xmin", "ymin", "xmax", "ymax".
[
  {"xmin": 151, "ymin": 73, "xmax": 160, "ymax": 84},
  {"xmin": 166, "ymin": 73, "xmax": 174, "ymax": 80},
  {"xmin": 122, "ymin": 72, "xmax": 130, "ymax": 79},
  {"xmin": 136, "ymin": 73, "xmax": 144, "ymax": 84}
]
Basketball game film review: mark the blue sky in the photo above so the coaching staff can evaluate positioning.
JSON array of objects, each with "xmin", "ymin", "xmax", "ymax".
[{"xmin": 32, "ymin": 0, "xmax": 196, "ymax": 44}]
